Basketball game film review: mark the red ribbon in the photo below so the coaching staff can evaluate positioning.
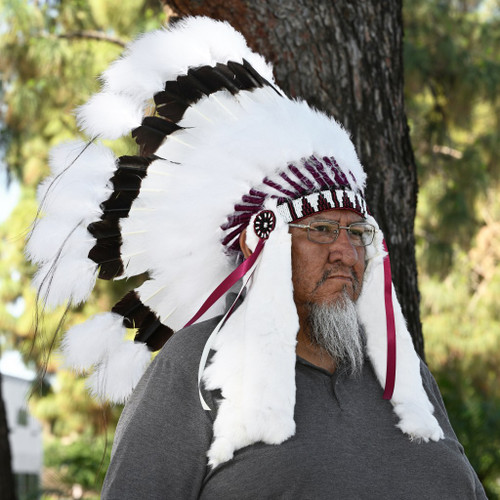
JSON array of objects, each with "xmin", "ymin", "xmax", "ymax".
[
  {"xmin": 183, "ymin": 239, "xmax": 265, "ymax": 328},
  {"xmin": 382, "ymin": 240, "xmax": 396, "ymax": 400}
]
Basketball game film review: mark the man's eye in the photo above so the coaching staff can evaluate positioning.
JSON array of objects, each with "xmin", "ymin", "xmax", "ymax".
[
  {"xmin": 312, "ymin": 223, "xmax": 337, "ymax": 233},
  {"xmin": 349, "ymin": 228, "xmax": 364, "ymax": 237}
]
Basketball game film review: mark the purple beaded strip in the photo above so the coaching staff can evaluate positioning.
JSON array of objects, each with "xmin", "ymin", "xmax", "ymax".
[{"xmin": 220, "ymin": 155, "xmax": 364, "ymax": 252}]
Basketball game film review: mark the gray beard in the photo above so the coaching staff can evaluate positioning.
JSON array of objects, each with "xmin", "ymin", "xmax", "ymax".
[{"xmin": 306, "ymin": 291, "xmax": 365, "ymax": 375}]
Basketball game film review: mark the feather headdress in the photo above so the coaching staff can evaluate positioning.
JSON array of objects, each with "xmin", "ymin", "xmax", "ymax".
[{"xmin": 28, "ymin": 16, "xmax": 443, "ymax": 467}]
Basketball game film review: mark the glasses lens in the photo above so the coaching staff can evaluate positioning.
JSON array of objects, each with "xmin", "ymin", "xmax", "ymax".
[
  {"xmin": 348, "ymin": 222, "xmax": 375, "ymax": 246},
  {"xmin": 307, "ymin": 221, "xmax": 375, "ymax": 246},
  {"xmin": 308, "ymin": 221, "xmax": 340, "ymax": 243}
]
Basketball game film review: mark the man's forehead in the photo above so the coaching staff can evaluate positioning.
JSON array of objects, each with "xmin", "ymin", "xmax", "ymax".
[{"xmin": 298, "ymin": 208, "xmax": 365, "ymax": 224}]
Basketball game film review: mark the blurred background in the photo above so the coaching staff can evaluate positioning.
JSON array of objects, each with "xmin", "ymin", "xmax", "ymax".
[{"xmin": 0, "ymin": 0, "xmax": 499, "ymax": 498}]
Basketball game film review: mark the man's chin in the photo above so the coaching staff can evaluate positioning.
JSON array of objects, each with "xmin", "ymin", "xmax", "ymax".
[{"xmin": 317, "ymin": 284, "xmax": 358, "ymax": 305}]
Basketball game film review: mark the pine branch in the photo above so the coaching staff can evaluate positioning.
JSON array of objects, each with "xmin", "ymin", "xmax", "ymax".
[{"xmin": 56, "ymin": 30, "xmax": 127, "ymax": 47}]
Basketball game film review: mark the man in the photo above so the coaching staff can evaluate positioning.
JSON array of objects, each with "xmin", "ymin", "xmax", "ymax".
[{"xmin": 28, "ymin": 16, "xmax": 486, "ymax": 498}]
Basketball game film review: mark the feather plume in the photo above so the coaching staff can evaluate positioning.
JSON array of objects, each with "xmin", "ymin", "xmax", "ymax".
[
  {"xmin": 76, "ymin": 92, "xmax": 143, "ymax": 140},
  {"xmin": 26, "ymin": 220, "xmax": 91, "ymax": 265},
  {"xmin": 101, "ymin": 17, "xmax": 275, "ymax": 101},
  {"xmin": 86, "ymin": 341, "xmax": 151, "ymax": 403},
  {"xmin": 112, "ymin": 290, "xmax": 174, "ymax": 351},
  {"xmin": 33, "ymin": 254, "xmax": 98, "ymax": 308},
  {"xmin": 61, "ymin": 312, "xmax": 125, "ymax": 371}
]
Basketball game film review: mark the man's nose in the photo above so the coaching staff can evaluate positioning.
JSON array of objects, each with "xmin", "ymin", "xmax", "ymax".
[{"xmin": 326, "ymin": 228, "xmax": 359, "ymax": 266}]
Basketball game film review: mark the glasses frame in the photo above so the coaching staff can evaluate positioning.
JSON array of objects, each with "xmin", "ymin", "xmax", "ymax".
[{"xmin": 288, "ymin": 220, "xmax": 376, "ymax": 247}]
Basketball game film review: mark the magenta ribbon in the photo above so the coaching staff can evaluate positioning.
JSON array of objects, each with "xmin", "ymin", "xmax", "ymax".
[
  {"xmin": 183, "ymin": 239, "xmax": 266, "ymax": 328},
  {"xmin": 382, "ymin": 240, "xmax": 396, "ymax": 400}
]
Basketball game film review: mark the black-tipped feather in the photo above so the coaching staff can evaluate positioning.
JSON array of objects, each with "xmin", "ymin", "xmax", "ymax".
[
  {"xmin": 119, "ymin": 155, "xmax": 153, "ymax": 169},
  {"xmin": 175, "ymin": 74, "xmax": 207, "ymax": 101},
  {"xmin": 87, "ymin": 219, "xmax": 120, "ymax": 239},
  {"xmin": 156, "ymin": 101, "xmax": 189, "ymax": 122},
  {"xmin": 112, "ymin": 291, "xmax": 174, "ymax": 351},
  {"xmin": 161, "ymin": 80, "xmax": 191, "ymax": 103},
  {"xmin": 226, "ymin": 60, "xmax": 262, "ymax": 89},
  {"xmin": 189, "ymin": 65, "xmax": 239, "ymax": 95},
  {"xmin": 87, "ymin": 156, "xmax": 154, "ymax": 280},
  {"xmin": 132, "ymin": 117, "xmax": 183, "ymax": 157},
  {"xmin": 214, "ymin": 63, "xmax": 243, "ymax": 89},
  {"xmin": 241, "ymin": 59, "xmax": 282, "ymax": 96},
  {"xmin": 88, "ymin": 235, "xmax": 123, "ymax": 279},
  {"xmin": 134, "ymin": 60, "xmax": 276, "ymax": 156},
  {"xmin": 100, "ymin": 194, "xmax": 136, "ymax": 217},
  {"xmin": 242, "ymin": 59, "xmax": 269, "ymax": 87}
]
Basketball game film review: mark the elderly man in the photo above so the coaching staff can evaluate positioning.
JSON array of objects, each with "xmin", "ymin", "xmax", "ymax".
[{"xmin": 28, "ymin": 16, "xmax": 486, "ymax": 499}]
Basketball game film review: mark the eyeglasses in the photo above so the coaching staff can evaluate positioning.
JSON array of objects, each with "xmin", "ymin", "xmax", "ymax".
[{"xmin": 288, "ymin": 220, "xmax": 376, "ymax": 246}]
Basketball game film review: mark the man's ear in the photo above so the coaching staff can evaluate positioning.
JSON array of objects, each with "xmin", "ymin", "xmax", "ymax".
[{"xmin": 239, "ymin": 229, "xmax": 253, "ymax": 259}]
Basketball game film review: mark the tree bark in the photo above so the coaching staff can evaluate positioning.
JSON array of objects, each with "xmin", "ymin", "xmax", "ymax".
[
  {"xmin": 166, "ymin": 0, "xmax": 424, "ymax": 358},
  {"xmin": 0, "ymin": 372, "xmax": 17, "ymax": 500}
]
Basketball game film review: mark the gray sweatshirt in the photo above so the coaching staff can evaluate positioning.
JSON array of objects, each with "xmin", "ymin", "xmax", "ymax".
[{"xmin": 102, "ymin": 316, "xmax": 486, "ymax": 499}]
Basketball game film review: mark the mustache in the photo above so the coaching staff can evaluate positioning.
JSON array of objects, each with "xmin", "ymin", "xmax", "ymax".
[{"xmin": 313, "ymin": 265, "xmax": 361, "ymax": 294}]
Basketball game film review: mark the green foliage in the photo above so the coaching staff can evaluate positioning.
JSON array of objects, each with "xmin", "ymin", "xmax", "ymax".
[
  {"xmin": 44, "ymin": 433, "xmax": 113, "ymax": 494},
  {"xmin": 405, "ymin": 0, "xmax": 500, "ymax": 275},
  {"xmin": 30, "ymin": 370, "xmax": 123, "ymax": 437},
  {"xmin": 405, "ymin": 0, "xmax": 500, "ymax": 496}
]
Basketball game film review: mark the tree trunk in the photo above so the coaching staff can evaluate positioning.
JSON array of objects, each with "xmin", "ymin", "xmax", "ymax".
[
  {"xmin": 0, "ymin": 372, "xmax": 17, "ymax": 500},
  {"xmin": 166, "ymin": 0, "xmax": 425, "ymax": 358}
]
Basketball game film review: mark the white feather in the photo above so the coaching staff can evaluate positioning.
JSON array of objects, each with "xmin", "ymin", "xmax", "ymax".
[
  {"xmin": 102, "ymin": 17, "xmax": 275, "ymax": 100},
  {"xmin": 48, "ymin": 140, "xmax": 95, "ymax": 175},
  {"xmin": 61, "ymin": 312, "xmax": 125, "ymax": 371},
  {"xmin": 32, "ymin": 255, "xmax": 98, "ymax": 308},
  {"xmin": 76, "ymin": 92, "xmax": 143, "ymax": 140},
  {"xmin": 26, "ymin": 221, "xmax": 90, "ymax": 265},
  {"xmin": 86, "ymin": 341, "xmax": 151, "ymax": 403},
  {"xmin": 45, "ymin": 140, "xmax": 116, "ymax": 181}
]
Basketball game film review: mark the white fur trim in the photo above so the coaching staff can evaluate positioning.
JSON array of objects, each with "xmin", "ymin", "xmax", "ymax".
[
  {"xmin": 357, "ymin": 223, "xmax": 444, "ymax": 442},
  {"xmin": 204, "ymin": 207, "xmax": 299, "ymax": 467},
  {"xmin": 245, "ymin": 213, "xmax": 260, "ymax": 252}
]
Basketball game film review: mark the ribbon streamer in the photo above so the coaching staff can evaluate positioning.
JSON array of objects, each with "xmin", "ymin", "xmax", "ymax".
[
  {"xmin": 382, "ymin": 240, "xmax": 396, "ymax": 400},
  {"xmin": 196, "ymin": 260, "xmax": 261, "ymax": 410},
  {"xmin": 182, "ymin": 239, "xmax": 266, "ymax": 410},
  {"xmin": 184, "ymin": 239, "xmax": 265, "ymax": 328}
]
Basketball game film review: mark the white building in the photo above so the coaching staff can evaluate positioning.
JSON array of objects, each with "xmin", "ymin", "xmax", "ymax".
[{"xmin": 1, "ymin": 353, "xmax": 43, "ymax": 499}]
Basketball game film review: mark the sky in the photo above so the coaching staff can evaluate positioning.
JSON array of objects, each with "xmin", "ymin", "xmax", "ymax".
[
  {"xmin": 0, "ymin": 350, "xmax": 35, "ymax": 380},
  {"xmin": 0, "ymin": 166, "xmax": 20, "ymax": 224}
]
